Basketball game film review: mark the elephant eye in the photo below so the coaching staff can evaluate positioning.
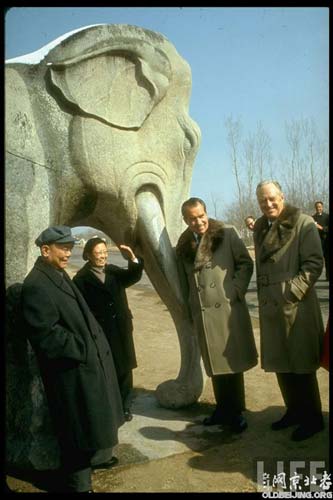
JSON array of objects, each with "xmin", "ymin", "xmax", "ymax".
[
  {"xmin": 183, "ymin": 134, "xmax": 193, "ymax": 153},
  {"xmin": 183, "ymin": 129, "xmax": 196, "ymax": 155},
  {"xmin": 178, "ymin": 115, "xmax": 199, "ymax": 158}
]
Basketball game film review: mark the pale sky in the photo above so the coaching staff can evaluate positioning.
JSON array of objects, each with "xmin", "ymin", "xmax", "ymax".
[{"xmin": 5, "ymin": 6, "xmax": 329, "ymax": 216}]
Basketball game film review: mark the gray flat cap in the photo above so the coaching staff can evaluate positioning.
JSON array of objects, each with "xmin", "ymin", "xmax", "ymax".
[{"xmin": 35, "ymin": 225, "xmax": 75, "ymax": 247}]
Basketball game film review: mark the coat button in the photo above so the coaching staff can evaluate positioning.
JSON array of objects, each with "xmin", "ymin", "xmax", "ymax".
[
  {"xmin": 112, "ymin": 314, "xmax": 117, "ymax": 319},
  {"xmin": 215, "ymin": 303, "xmax": 221, "ymax": 308},
  {"xmin": 201, "ymin": 307, "xmax": 205, "ymax": 312},
  {"xmin": 210, "ymin": 282, "xmax": 216, "ymax": 288},
  {"xmin": 197, "ymin": 286, "xmax": 201, "ymax": 292}
]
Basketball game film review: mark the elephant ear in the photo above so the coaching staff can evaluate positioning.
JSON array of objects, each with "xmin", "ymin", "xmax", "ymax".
[{"xmin": 47, "ymin": 41, "xmax": 171, "ymax": 129}]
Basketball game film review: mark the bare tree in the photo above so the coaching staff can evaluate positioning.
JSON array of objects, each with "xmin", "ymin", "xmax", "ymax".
[
  {"xmin": 224, "ymin": 116, "xmax": 272, "ymax": 232},
  {"xmin": 223, "ymin": 116, "xmax": 328, "ymax": 235},
  {"xmin": 255, "ymin": 121, "xmax": 272, "ymax": 182},
  {"xmin": 210, "ymin": 192, "xmax": 221, "ymax": 219},
  {"xmin": 225, "ymin": 115, "xmax": 243, "ymax": 208},
  {"xmin": 281, "ymin": 118, "xmax": 328, "ymax": 212},
  {"xmin": 243, "ymin": 132, "xmax": 256, "ymax": 203}
]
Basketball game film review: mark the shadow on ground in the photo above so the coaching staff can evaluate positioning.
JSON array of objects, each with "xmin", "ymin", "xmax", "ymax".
[
  {"xmin": 6, "ymin": 386, "xmax": 329, "ymax": 493},
  {"xmin": 5, "ymin": 276, "xmax": 329, "ymax": 493}
]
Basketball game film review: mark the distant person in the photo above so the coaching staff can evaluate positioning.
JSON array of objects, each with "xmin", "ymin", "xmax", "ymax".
[
  {"xmin": 254, "ymin": 181, "xmax": 324, "ymax": 441},
  {"xmin": 21, "ymin": 226, "xmax": 124, "ymax": 492},
  {"xmin": 244, "ymin": 215, "xmax": 256, "ymax": 232},
  {"xmin": 312, "ymin": 201, "xmax": 329, "ymax": 280},
  {"xmin": 73, "ymin": 237, "xmax": 143, "ymax": 422},
  {"xmin": 176, "ymin": 197, "xmax": 257, "ymax": 433}
]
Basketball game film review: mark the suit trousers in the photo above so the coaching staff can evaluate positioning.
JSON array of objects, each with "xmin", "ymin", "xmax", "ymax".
[
  {"xmin": 212, "ymin": 372, "xmax": 246, "ymax": 416},
  {"xmin": 118, "ymin": 369, "xmax": 133, "ymax": 409},
  {"xmin": 91, "ymin": 447, "xmax": 114, "ymax": 467},
  {"xmin": 323, "ymin": 241, "xmax": 329, "ymax": 279},
  {"xmin": 59, "ymin": 446, "xmax": 94, "ymax": 492},
  {"xmin": 276, "ymin": 372, "xmax": 322, "ymax": 425}
]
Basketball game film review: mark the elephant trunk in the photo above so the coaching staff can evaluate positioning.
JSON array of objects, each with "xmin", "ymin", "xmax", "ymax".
[{"xmin": 135, "ymin": 189, "xmax": 204, "ymax": 408}]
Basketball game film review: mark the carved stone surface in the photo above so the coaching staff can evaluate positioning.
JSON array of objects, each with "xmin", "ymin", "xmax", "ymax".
[{"xmin": 6, "ymin": 24, "xmax": 202, "ymax": 470}]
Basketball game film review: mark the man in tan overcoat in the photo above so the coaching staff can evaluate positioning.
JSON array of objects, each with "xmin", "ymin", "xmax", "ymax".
[
  {"xmin": 254, "ymin": 180, "xmax": 325, "ymax": 441},
  {"xmin": 176, "ymin": 198, "xmax": 258, "ymax": 433}
]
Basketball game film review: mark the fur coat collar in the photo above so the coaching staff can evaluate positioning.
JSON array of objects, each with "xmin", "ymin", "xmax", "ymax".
[
  {"xmin": 176, "ymin": 218, "xmax": 225, "ymax": 271},
  {"xmin": 254, "ymin": 204, "xmax": 301, "ymax": 262}
]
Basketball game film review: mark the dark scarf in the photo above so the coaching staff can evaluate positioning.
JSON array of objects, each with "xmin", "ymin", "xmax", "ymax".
[
  {"xmin": 254, "ymin": 204, "xmax": 301, "ymax": 262},
  {"xmin": 176, "ymin": 218, "xmax": 225, "ymax": 271}
]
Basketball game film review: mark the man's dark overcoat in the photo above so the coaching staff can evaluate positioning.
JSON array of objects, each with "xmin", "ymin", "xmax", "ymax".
[
  {"xmin": 312, "ymin": 210, "xmax": 329, "ymax": 277},
  {"xmin": 21, "ymin": 257, "xmax": 125, "ymax": 452},
  {"xmin": 312, "ymin": 210, "xmax": 329, "ymax": 247},
  {"xmin": 73, "ymin": 259, "xmax": 143, "ymax": 378}
]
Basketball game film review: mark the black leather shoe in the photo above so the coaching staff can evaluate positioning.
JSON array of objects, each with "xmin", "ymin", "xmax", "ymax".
[
  {"xmin": 230, "ymin": 414, "xmax": 248, "ymax": 433},
  {"xmin": 291, "ymin": 419, "xmax": 324, "ymax": 442},
  {"xmin": 203, "ymin": 408, "xmax": 225, "ymax": 426},
  {"xmin": 271, "ymin": 412, "xmax": 299, "ymax": 431},
  {"xmin": 124, "ymin": 409, "xmax": 133, "ymax": 422},
  {"xmin": 92, "ymin": 456, "xmax": 119, "ymax": 471},
  {"xmin": 73, "ymin": 490, "xmax": 94, "ymax": 493}
]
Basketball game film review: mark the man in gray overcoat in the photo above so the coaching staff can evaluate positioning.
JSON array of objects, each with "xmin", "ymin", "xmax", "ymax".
[
  {"xmin": 176, "ymin": 198, "xmax": 258, "ymax": 433},
  {"xmin": 254, "ymin": 181, "xmax": 325, "ymax": 441},
  {"xmin": 21, "ymin": 225, "xmax": 125, "ymax": 492}
]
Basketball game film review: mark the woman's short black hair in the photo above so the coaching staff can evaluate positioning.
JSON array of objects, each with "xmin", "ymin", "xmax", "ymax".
[{"xmin": 82, "ymin": 237, "xmax": 107, "ymax": 261}]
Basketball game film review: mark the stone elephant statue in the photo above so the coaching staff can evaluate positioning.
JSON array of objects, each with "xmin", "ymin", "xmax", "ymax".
[{"xmin": 6, "ymin": 24, "xmax": 205, "ymax": 468}]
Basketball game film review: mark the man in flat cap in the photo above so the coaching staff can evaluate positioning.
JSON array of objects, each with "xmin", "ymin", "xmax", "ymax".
[{"xmin": 21, "ymin": 225, "xmax": 125, "ymax": 492}]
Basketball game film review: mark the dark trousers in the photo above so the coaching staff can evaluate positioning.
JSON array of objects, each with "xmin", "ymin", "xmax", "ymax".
[
  {"xmin": 276, "ymin": 372, "xmax": 323, "ymax": 425},
  {"xmin": 118, "ymin": 369, "xmax": 133, "ymax": 410},
  {"xmin": 323, "ymin": 244, "xmax": 329, "ymax": 279},
  {"xmin": 212, "ymin": 372, "xmax": 246, "ymax": 417},
  {"xmin": 90, "ymin": 448, "xmax": 114, "ymax": 468},
  {"xmin": 59, "ymin": 447, "xmax": 94, "ymax": 492}
]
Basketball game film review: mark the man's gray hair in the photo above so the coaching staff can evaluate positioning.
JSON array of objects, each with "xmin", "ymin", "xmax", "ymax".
[{"xmin": 256, "ymin": 180, "xmax": 283, "ymax": 196}]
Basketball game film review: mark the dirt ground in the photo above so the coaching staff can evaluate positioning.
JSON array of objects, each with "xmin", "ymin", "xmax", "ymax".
[{"xmin": 5, "ymin": 280, "xmax": 330, "ymax": 494}]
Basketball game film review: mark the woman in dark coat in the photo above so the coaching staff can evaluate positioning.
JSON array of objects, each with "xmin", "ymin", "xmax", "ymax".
[{"xmin": 73, "ymin": 238, "xmax": 143, "ymax": 421}]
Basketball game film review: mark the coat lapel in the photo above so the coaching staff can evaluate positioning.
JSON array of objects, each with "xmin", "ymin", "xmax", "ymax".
[
  {"xmin": 81, "ymin": 266, "xmax": 106, "ymax": 291},
  {"xmin": 69, "ymin": 278, "xmax": 103, "ymax": 333},
  {"xmin": 35, "ymin": 258, "xmax": 100, "ymax": 333},
  {"xmin": 176, "ymin": 219, "xmax": 225, "ymax": 271},
  {"xmin": 104, "ymin": 270, "xmax": 118, "ymax": 297},
  {"xmin": 35, "ymin": 257, "xmax": 76, "ymax": 298},
  {"xmin": 255, "ymin": 205, "xmax": 300, "ymax": 262},
  {"xmin": 78, "ymin": 263, "xmax": 115, "ymax": 296}
]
